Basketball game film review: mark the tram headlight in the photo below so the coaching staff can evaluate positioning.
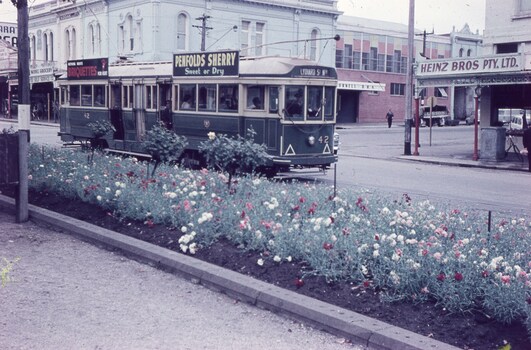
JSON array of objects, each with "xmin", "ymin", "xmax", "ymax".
[{"xmin": 308, "ymin": 135, "xmax": 316, "ymax": 146}]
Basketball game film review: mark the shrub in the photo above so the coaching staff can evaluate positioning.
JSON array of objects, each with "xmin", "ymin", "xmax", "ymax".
[
  {"xmin": 142, "ymin": 122, "xmax": 188, "ymax": 177},
  {"xmin": 198, "ymin": 128, "xmax": 268, "ymax": 188}
]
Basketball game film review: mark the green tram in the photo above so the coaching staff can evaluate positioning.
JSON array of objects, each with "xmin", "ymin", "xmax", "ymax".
[{"xmin": 58, "ymin": 51, "xmax": 338, "ymax": 173}]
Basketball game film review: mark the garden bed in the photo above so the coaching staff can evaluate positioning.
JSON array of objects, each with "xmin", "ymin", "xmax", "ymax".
[{"xmin": 1, "ymin": 184, "xmax": 529, "ymax": 350}]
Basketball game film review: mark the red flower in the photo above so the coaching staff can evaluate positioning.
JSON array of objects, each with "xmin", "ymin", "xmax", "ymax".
[
  {"xmin": 299, "ymin": 197, "xmax": 306, "ymax": 203},
  {"xmin": 294, "ymin": 278, "xmax": 305, "ymax": 288},
  {"xmin": 240, "ymin": 210, "xmax": 246, "ymax": 218},
  {"xmin": 323, "ymin": 242, "xmax": 334, "ymax": 251},
  {"xmin": 454, "ymin": 272, "xmax": 463, "ymax": 281},
  {"xmin": 481, "ymin": 270, "xmax": 489, "ymax": 278},
  {"xmin": 363, "ymin": 280, "xmax": 371, "ymax": 288},
  {"xmin": 437, "ymin": 273, "xmax": 446, "ymax": 282}
]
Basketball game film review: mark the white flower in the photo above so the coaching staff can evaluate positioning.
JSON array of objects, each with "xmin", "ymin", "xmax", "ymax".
[
  {"xmin": 96, "ymin": 195, "xmax": 102, "ymax": 201},
  {"xmin": 105, "ymin": 187, "xmax": 111, "ymax": 193},
  {"xmin": 115, "ymin": 189, "xmax": 122, "ymax": 197},
  {"xmin": 257, "ymin": 258, "xmax": 264, "ymax": 266},
  {"xmin": 208, "ymin": 131, "xmax": 216, "ymax": 140},
  {"xmin": 181, "ymin": 226, "xmax": 188, "ymax": 233},
  {"xmin": 273, "ymin": 255, "xmax": 281, "ymax": 263},
  {"xmin": 286, "ymin": 256, "xmax": 292, "ymax": 262},
  {"xmin": 373, "ymin": 250, "xmax": 380, "ymax": 258},
  {"xmin": 189, "ymin": 243, "xmax": 197, "ymax": 255}
]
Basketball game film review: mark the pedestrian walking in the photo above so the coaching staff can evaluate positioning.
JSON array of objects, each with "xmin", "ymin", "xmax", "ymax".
[
  {"xmin": 522, "ymin": 125, "xmax": 531, "ymax": 172},
  {"xmin": 386, "ymin": 109, "xmax": 394, "ymax": 128}
]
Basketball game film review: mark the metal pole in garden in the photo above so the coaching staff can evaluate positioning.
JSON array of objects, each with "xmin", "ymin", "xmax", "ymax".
[
  {"xmin": 404, "ymin": 0, "xmax": 415, "ymax": 155},
  {"xmin": 15, "ymin": 0, "xmax": 30, "ymax": 223}
]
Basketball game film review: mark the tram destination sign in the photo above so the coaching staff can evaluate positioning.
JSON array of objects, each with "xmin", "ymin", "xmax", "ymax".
[
  {"xmin": 67, "ymin": 58, "xmax": 108, "ymax": 80},
  {"xmin": 416, "ymin": 54, "xmax": 522, "ymax": 78},
  {"xmin": 173, "ymin": 51, "xmax": 239, "ymax": 77}
]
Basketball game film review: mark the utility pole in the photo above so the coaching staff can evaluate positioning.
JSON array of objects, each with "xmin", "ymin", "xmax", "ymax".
[
  {"xmin": 404, "ymin": 0, "xmax": 414, "ymax": 155},
  {"xmin": 12, "ymin": 0, "xmax": 30, "ymax": 222},
  {"xmin": 194, "ymin": 14, "xmax": 212, "ymax": 51},
  {"xmin": 416, "ymin": 29, "xmax": 434, "ymax": 58}
]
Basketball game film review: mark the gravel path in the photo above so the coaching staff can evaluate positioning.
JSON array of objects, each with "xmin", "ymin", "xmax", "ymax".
[{"xmin": 0, "ymin": 211, "xmax": 360, "ymax": 350}]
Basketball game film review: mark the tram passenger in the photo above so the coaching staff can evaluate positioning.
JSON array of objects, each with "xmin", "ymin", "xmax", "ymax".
[
  {"xmin": 249, "ymin": 97, "xmax": 262, "ymax": 109},
  {"xmin": 181, "ymin": 95, "xmax": 192, "ymax": 109},
  {"xmin": 286, "ymin": 92, "xmax": 303, "ymax": 116},
  {"xmin": 161, "ymin": 100, "xmax": 173, "ymax": 129}
]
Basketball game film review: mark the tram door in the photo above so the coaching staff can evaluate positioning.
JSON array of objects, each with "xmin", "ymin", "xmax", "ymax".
[
  {"xmin": 110, "ymin": 84, "xmax": 124, "ymax": 140},
  {"xmin": 134, "ymin": 84, "xmax": 145, "ymax": 141}
]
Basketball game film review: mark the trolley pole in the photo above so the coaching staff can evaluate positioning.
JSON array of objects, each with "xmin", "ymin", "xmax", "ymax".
[
  {"xmin": 404, "ymin": 0, "xmax": 415, "ymax": 155},
  {"xmin": 14, "ymin": 0, "xmax": 30, "ymax": 222}
]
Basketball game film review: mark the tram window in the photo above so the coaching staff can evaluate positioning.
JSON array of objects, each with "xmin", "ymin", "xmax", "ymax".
[
  {"xmin": 180, "ymin": 84, "xmax": 195, "ymax": 110},
  {"xmin": 81, "ymin": 85, "xmax": 93, "ymax": 106},
  {"xmin": 94, "ymin": 85, "xmax": 106, "ymax": 107},
  {"xmin": 198, "ymin": 84, "xmax": 216, "ymax": 111},
  {"xmin": 219, "ymin": 84, "xmax": 238, "ymax": 112},
  {"xmin": 60, "ymin": 86, "xmax": 68, "ymax": 106},
  {"xmin": 145, "ymin": 85, "xmax": 158, "ymax": 110},
  {"xmin": 122, "ymin": 85, "xmax": 133, "ymax": 109},
  {"xmin": 307, "ymin": 86, "xmax": 323, "ymax": 120},
  {"xmin": 70, "ymin": 85, "xmax": 80, "ymax": 106},
  {"xmin": 269, "ymin": 87, "xmax": 279, "ymax": 114},
  {"xmin": 285, "ymin": 86, "xmax": 304, "ymax": 120},
  {"xmin": 324, "ymin": 87, "xmax": 335, "ymax": 120},
  {"xmin": 246, "ymin": 85, "xmax": 264, "ymax": 110}
]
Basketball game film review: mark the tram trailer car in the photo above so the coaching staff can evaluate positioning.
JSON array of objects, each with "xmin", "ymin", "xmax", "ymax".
[{"xmin": 58, "ymin": 53, "xmax": 338, "ymax": 172}]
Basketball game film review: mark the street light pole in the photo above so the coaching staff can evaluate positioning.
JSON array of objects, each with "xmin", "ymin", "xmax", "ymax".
[
  {"xmin": 404, "ymin": 0, "xmax": 415, "ymax": 155},
  {"xmin": 473, "ymin": 86, "xmax": 481, "ymax": 161}
]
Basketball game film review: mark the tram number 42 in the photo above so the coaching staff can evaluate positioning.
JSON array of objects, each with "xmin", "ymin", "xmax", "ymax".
[{"xmin": 318, "ymin": 136, "xmax": 329, "ymax": 144}]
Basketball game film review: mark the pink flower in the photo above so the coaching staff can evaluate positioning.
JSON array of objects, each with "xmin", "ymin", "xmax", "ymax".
[
  {"xmin": 501, "ymin": 275, "xmax": 511, "ymax": 284},
  {"xmin": 323, "ymin": 242, "xmax": 334, "ymax": 251}
]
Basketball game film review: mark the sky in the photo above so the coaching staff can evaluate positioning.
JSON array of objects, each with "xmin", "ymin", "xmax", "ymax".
[
  {"xmin": 1, "ymin": 0, "xmax": 486, "ymax": 34},
  {"xmin": 338, "ymin": 0, "xmax": 486, "ymax": 34}
]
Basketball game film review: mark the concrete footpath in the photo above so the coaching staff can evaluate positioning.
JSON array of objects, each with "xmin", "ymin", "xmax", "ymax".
[{"xmin": 0, "ymin": 196, "xmax": 459, "ymax": 350}]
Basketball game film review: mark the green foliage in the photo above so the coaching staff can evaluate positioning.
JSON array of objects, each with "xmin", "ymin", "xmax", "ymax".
[
  {"xmin": 198, "ymin": 128, "xmax": 268, "ymax": 187},
  {"xmin": 142, "ymin": 122, "xmax": 188, "ymax": 176},
  {"xmin": 1, "ymin": 257, "xmax": 19, "ymax": 287},
  {"xmin": 87, "ymin": 120, "xmax": 115, "ymax": 139}
]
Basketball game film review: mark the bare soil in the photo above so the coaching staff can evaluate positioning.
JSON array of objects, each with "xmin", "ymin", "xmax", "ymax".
[{"xmin": 2, "ymin": 186, "xmax": 530, "ymax": 350}]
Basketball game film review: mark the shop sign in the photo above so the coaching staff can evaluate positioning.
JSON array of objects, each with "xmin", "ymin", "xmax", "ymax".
[
  {"xmin": 417, "ymin": 73, "xmax": 531, "ymax": 87},
  {"xmin": 30, "ymin": 61, "xmax": 56, "ymax": 84},
  {"xmin": 338, "ymin": 81, "xmax": 385, "ymax": 91},
  {"xmin": 67, "ymin": 58, "xmax": 108, "ymax": 79},
  {"xmin": 416, "ymin": 54, "xmax": 522, "ymax": 77},
  {"xmin": 0, "ymin": 22, "xmax": 17, "ymax": 47},
  {"xmin": 173, "ymin": 51, "xmax": 239, "ymax": 77}
]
